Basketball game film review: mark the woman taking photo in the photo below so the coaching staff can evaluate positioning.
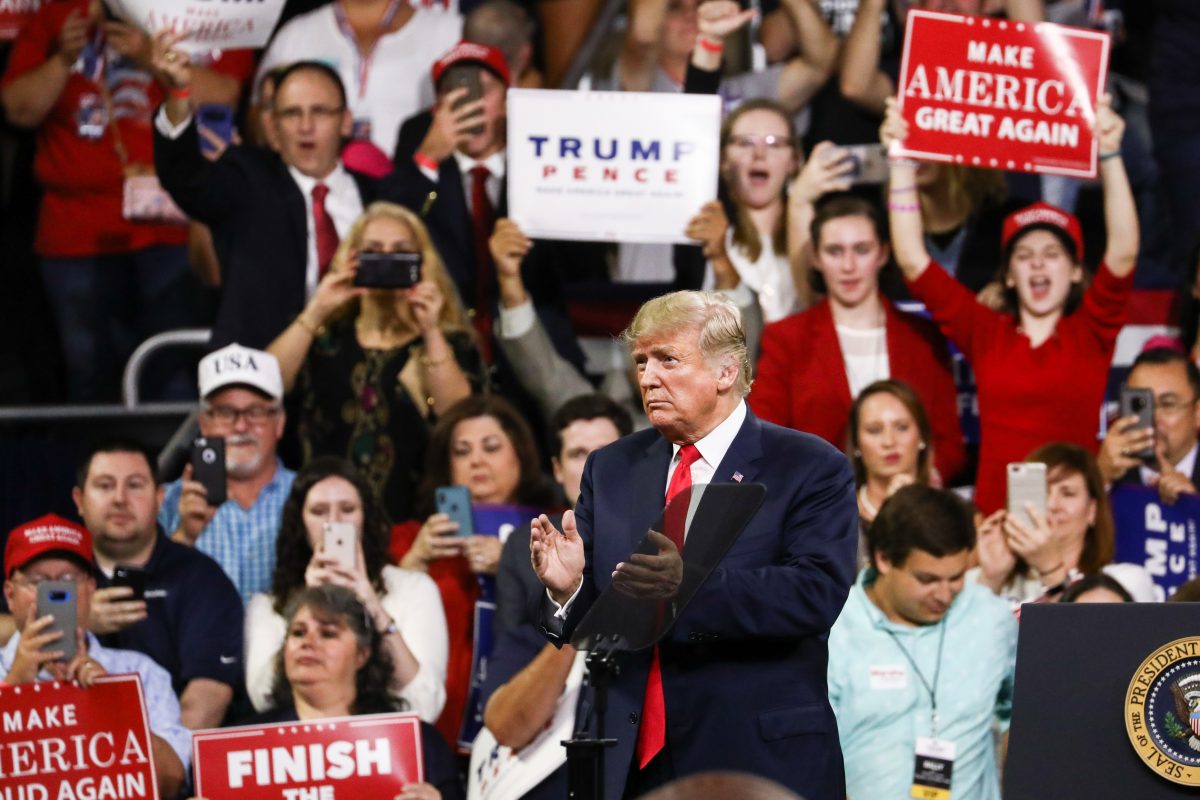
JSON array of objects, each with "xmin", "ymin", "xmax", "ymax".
[
  {"xmin": 390, "ymin": 395, "xmax": 557, "ymax": 747},
  {"xmin": 882, "ymin": 94, "xmax": 1139, "ymax": 512},
  {"xmin": 251, "ymin": 585, "xmax": 462, "ymax": 800},
  {"xmin": 973, "ymin": 442, "xmax": 1156, "ymax": 607},
  {"xmin": 268, "ymin": 202, "xmax": 485, "ymax": 524},
  {"xmin": 245, "ymin": 458, "xmax": 449, "ymax": 723}
]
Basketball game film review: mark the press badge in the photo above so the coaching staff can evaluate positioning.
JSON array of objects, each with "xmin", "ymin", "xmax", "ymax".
[
  {"xmin": 911, "ymin": 736, "xmax": 955, "ymax": 800},
  {"xmin": 75, "ymin": 93, "xmax": 108, "ymax": 140}
]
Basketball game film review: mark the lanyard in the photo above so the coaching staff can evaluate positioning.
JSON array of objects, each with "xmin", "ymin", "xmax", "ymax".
[
  {"xmin": 333, "ymin": 0, "xmax": 404, "ymax": 101},
  {"xmin": 882, "ymin": 619, "xmax": 947, "ymax": 738}
]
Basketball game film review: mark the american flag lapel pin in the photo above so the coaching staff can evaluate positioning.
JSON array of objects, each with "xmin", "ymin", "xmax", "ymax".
[{"xmin": 732, "ymin": 471, "xmax": 744, "ymax": 483}]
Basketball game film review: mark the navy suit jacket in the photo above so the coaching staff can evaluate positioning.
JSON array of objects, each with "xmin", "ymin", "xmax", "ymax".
[{"xmin": 546, "ymin": 408, "xmax": 858, "ymax": 800}]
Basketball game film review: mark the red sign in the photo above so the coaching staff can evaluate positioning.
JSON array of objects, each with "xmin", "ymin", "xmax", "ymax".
[
  {"xmin": 193, "ymin": 713, "xmax": 425, "ymax": 800},
  {"xmin": 894, "ymin": 10, "xmax": 1110, "ymax": 178},
  {"xmin": 0, "ymin": 0, "xmax": 41, "ymax": 41},
  {"xmin": 0, "ymin": 674, "xmax": 159, "ymax": 800}
]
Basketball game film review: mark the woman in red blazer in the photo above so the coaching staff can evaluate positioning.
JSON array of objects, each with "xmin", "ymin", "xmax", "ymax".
[{"xmin": 751, "ymin": 195, "xmax": 966, "ymax": 483}]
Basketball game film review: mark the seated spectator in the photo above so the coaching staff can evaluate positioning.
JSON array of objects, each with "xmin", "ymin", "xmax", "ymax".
[
  {"xmin": 391, "ymin": 395, "xmax": 557, "ymax": 747},
  {"xmin": 247, "ymin": 585, "xmax": 462, "ymax": 800},
  {"xmin": 752, "ymin": 195, "xmax": 965, "ymax": 482},
  {"xmin": 828, "ymin": 485, "xmax": 1016, "ymax": 800},
  {"xmin": 1061, "ymin": 572, "xmax": 1134, "ymax": 603},
  {"xmin": 268, "ymin": 201, "xmax": 484, "ymax": 523},
  {"xmin": 479, "ymin": 394, "xmax": 631, "ymax": 798},
  {"xmin": 2, "ymin": 515, "xmax": 190, "ymax": 797},
  {"xmin": 0, "ymin": 3, "xmax": 249, "ymax": 401},
  {"xmin": 73, "ymin": 438, "xmax": 243, "ymax": 729},
  {"xmin": 153, "ymin": 49, "xmax": 381, "ymax": 349},
  {"xmin": 245, "ymin": 457, "xmax": 449, "ymax": 722},
  {"xmin": 254, "ymin": 0, "xmax": 461, "ymax": 158},
  {"xmin": 158, "ymin": 344, "xmax": 296, "ymax": 603},
  {"xmin": 847, "ymin": 379, "xmax": 935, "ymax": 528},
  {"xmin": 1098, "ymin": 346, "xmax": 1200, "ymax": 505},
  {"xmin": 699, "ymin": 100, "xmax": 855, "ymax": 322},
  {"xmin": 973, "ymin": 443, "xmax": 1157, "ymax": 606},
  {"xmin": 884, "ymin": 94, "xmax": 1139, "ymax": 512}
]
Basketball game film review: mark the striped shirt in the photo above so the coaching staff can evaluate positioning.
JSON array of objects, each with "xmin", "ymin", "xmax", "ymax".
[
  {"xmin": 158, "ymin": 460, "xmax": 295, "ymax": 604},
  {"xmin": 0, "ymin": 632, "xmax": 192, "ymax": 770}
]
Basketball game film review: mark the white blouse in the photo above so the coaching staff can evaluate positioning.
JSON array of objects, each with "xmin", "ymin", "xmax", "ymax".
[
  {"xmin": 703, "ymin": 229, "xmax": 797, "ymax": 323},
  {"xmin": 244, "ymin": 565, "xmax": 449, "ymax": 720}
]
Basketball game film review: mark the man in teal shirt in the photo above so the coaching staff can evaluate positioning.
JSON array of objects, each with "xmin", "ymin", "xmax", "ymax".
[{"xmin": 829, "ymin": 485, "xmax": 1018, "ymax": 800}]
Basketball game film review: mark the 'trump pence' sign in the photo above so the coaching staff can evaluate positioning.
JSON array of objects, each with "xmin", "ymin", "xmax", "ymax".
[
  {"xmin": 507, "ymin": 89, "xmax": 721, "ymax": 244},
  {"xmin": 108, "ymin": 0, "xmax": 286, "ymax": 52},
  {"xmin": 0, "ymin": 674, "xmax": 159, "ymax": 800},
  {"xmin": 894, "ymin": 10, "xmax": 1109, "ymax": 178},
  {"xmin": 193, "ymin": 713, "xmax": 424, "ymax": 800}
]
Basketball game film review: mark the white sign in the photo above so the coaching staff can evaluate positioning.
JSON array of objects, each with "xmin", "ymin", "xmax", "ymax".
[
  {"xmin": 108, "ymin": 0, "xmax": 286, "ymax": 53},
  {"xmin": 507, "ymin": 89, "xmax": 721, "ymax": 245}
]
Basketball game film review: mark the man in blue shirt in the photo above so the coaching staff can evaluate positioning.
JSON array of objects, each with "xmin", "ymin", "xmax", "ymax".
[
  {"xmin": 1, "ymin": 514, "xmax": 190, "ymax": 799},
  {"xmin": 74, "ymin": 438, "xmax": 244, "ymax": 730},
  {"xmin": 829, "ymin": 485, "xmax": 1018, "ymax": 800},
  {"xmin": 158, "ymin": 343, "xmax": 295, "ymax": 602}
]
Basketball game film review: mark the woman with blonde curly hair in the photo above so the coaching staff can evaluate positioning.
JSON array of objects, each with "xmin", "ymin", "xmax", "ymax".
[{"xmin": 269, "ymin": 201, "xmax": 486, "ymax": 523}]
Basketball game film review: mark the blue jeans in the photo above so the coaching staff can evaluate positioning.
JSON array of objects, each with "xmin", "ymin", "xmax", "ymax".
[{"xmin": 40, "ymin": 244, "xmax": 198, "ymax": 402}]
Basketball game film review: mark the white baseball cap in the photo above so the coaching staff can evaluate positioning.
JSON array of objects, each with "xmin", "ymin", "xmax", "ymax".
[{"xmin": 198, "ymin": 344, "xmax": 283, "ymax": 401}]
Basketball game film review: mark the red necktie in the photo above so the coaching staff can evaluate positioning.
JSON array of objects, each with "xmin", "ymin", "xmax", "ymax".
[
  {"xmin": 635, "ymin": 444, "xmax": 701, "ymax": 769},
  {"xmin": 469, "ymin": 164, "xmax": 496, "ymax": 353},
  {"xmin": 312, "ymin": 182, "xmax": 339, "ymax": 280}
]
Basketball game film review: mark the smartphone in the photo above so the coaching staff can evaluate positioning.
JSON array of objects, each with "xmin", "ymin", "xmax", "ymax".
[
  {"xmin": 197, "ymin": 104, "xmax": 235, "ymax": 158},
  {"xmin": 442, "ymin": 64, "xmax": 485, "ymax": 136},
  {"xmin": 1119, "ymin": 387, "xmax": 1156, "ymax": 462},
  {"xmin": 112, "ymin": 565, "xmax": 147, "ymax": 602},
  {"xmin": 36, "ymin": 581, "xmax": 78, "ymax": 662},
  {"xmin": 191, "ymin": 437, "xmax": 227, "ymax": 507},
  {"xmin": 353, "ymin": 252, "xmax": 422, "ymax": 289},
  {"xmin": 435, "ymin": 485, "xmax": 475, "ymax": 538},
  {"xmin": 1007, "ymin": 462, "xmax": 1047, "ymax": 528},
  {"xmin": 842, "ymin": 144, "xmax": 889, "ymax": 185},
  {"xmin": 322, "ymin": 522, "xmax": 357, "ymax": 569}
]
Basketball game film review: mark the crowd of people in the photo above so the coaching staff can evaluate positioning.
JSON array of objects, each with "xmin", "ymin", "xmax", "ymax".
[{"xmin": 0, "ymin": 0, "xmax": 1196, "ymax": 798}]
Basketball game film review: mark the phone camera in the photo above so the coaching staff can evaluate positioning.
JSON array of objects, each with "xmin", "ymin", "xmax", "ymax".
[
  {"xmin": 1131, "ymin": 397, "xmax": 1146, "ymax": 412},
  {"xmin": 201, "ymin": 447, "xmax": 217, "ymax": 464},
  {"xmin": 50, "ymin": 590, "xmax": 70, "ymax": 602}
]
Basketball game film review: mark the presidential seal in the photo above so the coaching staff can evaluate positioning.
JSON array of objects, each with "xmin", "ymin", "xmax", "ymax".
[{"xmin": 1126, "ymin": 637, "xmax": 1200, "ymax": 786}]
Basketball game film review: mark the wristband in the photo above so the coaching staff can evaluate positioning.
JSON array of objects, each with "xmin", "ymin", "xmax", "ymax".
[
  {"xmin": 295, "ymin": 314, "xmax": 325, "ymax": 338},
  {"xmin": 1099, "ymin": 150, "xmax": 1121, "ymax": 162},
  {"xmin": 889, "ymin": 185, "xmax": 917, "ymax": 195},
  {"xmin": 697, "ymin": 37, "xmax": 724, "ymax": 53},
  {"xmin": 168, "ymin": 85, "xmax": 192, "ymax": 100},
  {"xmin": 887, "ymin": 202, "xmax": 920, "ymax": 212},
  {"xmin": 413, "ymin": 152, "xmax": 439, "ymax": 172}
]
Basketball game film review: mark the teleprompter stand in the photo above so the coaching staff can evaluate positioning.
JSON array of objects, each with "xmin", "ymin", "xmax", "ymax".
[{"xmin": 560, "ymin": 483, "xmax": 766, "ymax": 800}]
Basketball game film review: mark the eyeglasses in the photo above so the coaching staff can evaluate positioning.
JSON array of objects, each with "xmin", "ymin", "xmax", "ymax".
[
  {"xmin": 11, "ymin": 573, "xmax": 87, "ymax": 589},
  {"xmin": 273, "ymin": 105, "xmax": 345, "ymax": 125},
  {"xmin": 1157, "ymin": 396, "xmax": 1198, "ymax": 415},
  {"xmin": 726, "ymin": 134, "xmax": 793, "ymax": 152},
  {"xmin": 203, "ymin": 405, "xmax": 281, "ymax": 425}
]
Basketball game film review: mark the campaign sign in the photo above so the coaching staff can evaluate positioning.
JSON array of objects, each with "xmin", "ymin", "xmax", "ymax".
[
  {"xmin": 0, "ymin": 674, "xmax": 159, "ymax": 800},
  {"xmin": 193, "ymin": 713, "xmax": 424, "ymax": 800},
  {"xmin": 507, "ymin": 89, "xmax": 721, "ymax": 244},
  {"xmin": 894, "ymin": 10, "xmax": 1110, "ymax": 178},
  {"xmin": 110, "ymin": 0, "xmax": 286, "ymax": 53},
  {"xmin": 0, "ymin": 0, "xmax": 40, "ymax": 41},
  {"xmin": 1112, "ymin": 485, "xmax": 1200, "ymax": 602}
]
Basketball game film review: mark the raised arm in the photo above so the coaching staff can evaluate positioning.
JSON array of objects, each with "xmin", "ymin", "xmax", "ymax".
[
  {"xmin": 1, "ymin": 9, "xmax": 86, "ymax": 129},
  {"xmin": 838, "ymin": 0, "xmax": 894, "ymax": 113},
  {"xmin": 787, "ymin": 140, "xmax": 856, "ymax": 307},
  {"xmin": 689, "ymin": 0, "xmax": 756, "ymax": 73},
  {"xmin": 267, "ymin": 267, "xmax": 364, "ymax": 392},
  {"xmin": 620, "ymin": 0, "xmax": 670, "ymax": 92},
  {"xmin": 1095, "ymin": 94, "xmax": 1138, "ymax": 277},
  {"xmin": 776, "ymin": 0, "xmax": 838, "ymax": 112},
  {"xmin": 881, "ymin": 97, "xmax": 931, "ymax": 280}
]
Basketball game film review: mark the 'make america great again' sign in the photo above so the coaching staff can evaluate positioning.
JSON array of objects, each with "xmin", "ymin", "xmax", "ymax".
[{"xmin": 893, "ymin": 10, "xmax": 1110, "ymax": 178}]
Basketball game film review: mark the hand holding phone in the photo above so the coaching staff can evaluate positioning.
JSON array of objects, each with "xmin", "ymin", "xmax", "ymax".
[
  {"xmin": 353, "ymin": 252, "xmax": 422, "ymax": 289},
  {"xmin": 1119, "ymin": 387, "xmax": 1156, "ymax": 462},
  {"xmin": 436, "ymin": 485, "xmax": 475, "ymax": 538},
  {"xmin": 191, "ymin": 437, "xmax": 227, "ymax": 506},
  {"xmin": 36, "ymin": 581, "xmax": 79, "ymax": 663},
  {"xmin": 1006, "ymin": 462, "xmax": 1047, "ymax": 529},
  {"xmin": 443, "ymin": 65, "xmax": 485, "ymax": 136}
]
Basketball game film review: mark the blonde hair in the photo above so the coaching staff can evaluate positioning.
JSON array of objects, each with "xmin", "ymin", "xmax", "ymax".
[
  {"xmin": 621, "ymin": 291, "xmax": 752, "ymax": 396},
  {"xmin": 330, "ymin": 202, "xmax": 470, "ymax": 333}
]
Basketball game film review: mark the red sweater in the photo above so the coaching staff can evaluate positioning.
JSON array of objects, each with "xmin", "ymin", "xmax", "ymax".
[
  {"xmin": 750, "ymin": 298, "xmax": 967, "ymax": 483},
  {"xmin": 907, "ymin": 260, "xmax": 1132, "ymax": 512}
]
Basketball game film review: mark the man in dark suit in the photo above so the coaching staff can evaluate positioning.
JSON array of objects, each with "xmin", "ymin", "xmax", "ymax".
[
  {"xmin": 530, "ymin": 290, "xmax": 858, "ymax": 799},
  {"xmin": 152, "ymin": 43, "xmax": 377, "ymax": 350},
  {"xmin": 1099, "ymin": 346, "xmax": 1200, "ymax": 504}
]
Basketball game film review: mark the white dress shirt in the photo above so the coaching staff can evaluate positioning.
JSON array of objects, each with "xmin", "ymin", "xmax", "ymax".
[{"xmin": 288, "ymin": 164, "xmax": 364, "ymax": 297}]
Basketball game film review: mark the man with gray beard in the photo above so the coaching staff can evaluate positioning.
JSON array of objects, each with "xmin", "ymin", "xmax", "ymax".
[{"xmin": 158, "ymin": 344, "xmax": 295, "ymax": 603}]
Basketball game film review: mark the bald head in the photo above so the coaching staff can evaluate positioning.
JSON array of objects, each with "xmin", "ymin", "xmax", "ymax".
[{"xmin": 641, "ymin": 772, "xmax": 804, "ymax": 800}]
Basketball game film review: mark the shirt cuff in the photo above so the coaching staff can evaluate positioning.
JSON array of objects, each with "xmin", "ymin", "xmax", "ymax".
[
  {"xmin": 497, "ymin": 299, "xmax": 536, "ymax": 339},
  {"xmin": 154, "ymin": 105, "xmax": 193, "ymax": 139},
  {"xmin": 548, "ymin": 581, "xmax": 583, "ymax": 620},
  {"xmin": 415, "ymin": 161, "xmax": 439, "ymax": 184}
]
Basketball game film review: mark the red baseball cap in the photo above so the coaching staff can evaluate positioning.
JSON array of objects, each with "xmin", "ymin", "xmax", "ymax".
[
  {"xmin": 431, "ymin": 41, "xmax": 511, "ymax": 89},
  {"xmin": 5, "ymin": 514, "xmax": 94, "ymax": 578},
  {"xmin": 1001, "ymin": 201, "xmax": 1085, "ymax": 262}
]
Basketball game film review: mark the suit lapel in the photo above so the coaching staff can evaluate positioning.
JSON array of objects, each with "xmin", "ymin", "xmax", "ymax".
[
  {"xmin": 629, "ymin": 436, "xmax": 674, "ymax": 550},
  {"xmin": 813, "ymin": 303, "xmax": 853, "ymax": 409},
  {"xmin": 277, "ymin": 160, "xmax": 308, "ymax": 276},
  {"xmin": 712, "ymin": 410, "xmax": 765, "ymax": 486}
]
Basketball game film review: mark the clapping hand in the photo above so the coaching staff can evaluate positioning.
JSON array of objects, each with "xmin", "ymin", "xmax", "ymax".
[{"xmin": 530, "ymin": 511, "xmax": 585, "ymax": 606}]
